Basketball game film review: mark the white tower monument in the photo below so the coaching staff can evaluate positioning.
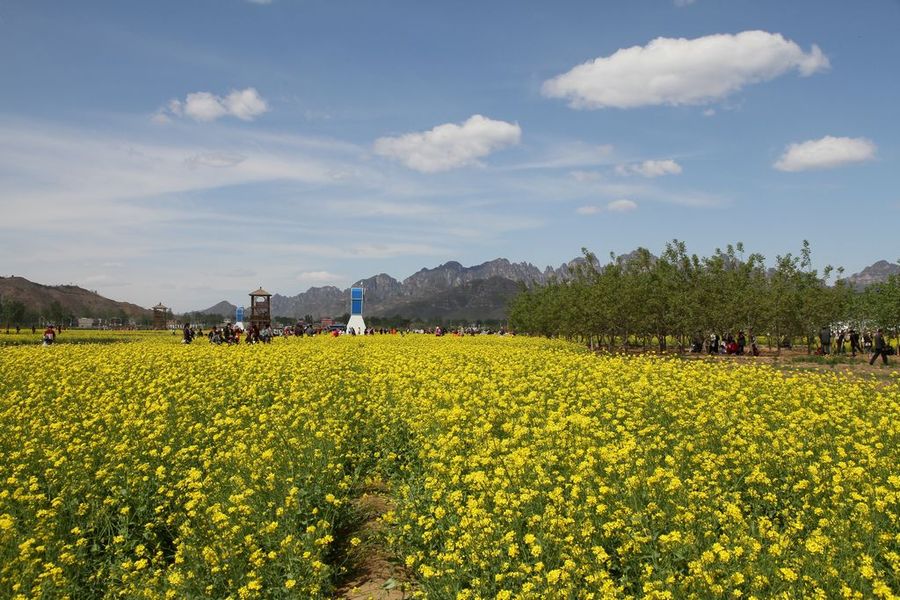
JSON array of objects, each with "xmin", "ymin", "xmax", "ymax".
[{"xmin": 346, "ymin": 287, "xmax": 366, "ymax": 335}]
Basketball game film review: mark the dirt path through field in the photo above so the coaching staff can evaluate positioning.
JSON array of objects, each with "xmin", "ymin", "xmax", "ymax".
[{"xmin": 336, "ymin": 481, "xmax": 412, "ymax": 600}]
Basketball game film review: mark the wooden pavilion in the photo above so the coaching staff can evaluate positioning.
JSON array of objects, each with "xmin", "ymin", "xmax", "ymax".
[
  {"xmin": 152, "ymin": 303, "xmax": 168, "ymax": 330},
  {"xmin": 249, "ymin": 287, "xmax": 272, "ymax": 330}
]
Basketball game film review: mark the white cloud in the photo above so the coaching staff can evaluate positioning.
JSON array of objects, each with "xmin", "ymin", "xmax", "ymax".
[
  {"xmin": 575, "ymin": 199, "xmax": 638, "ymax": 214},
  {"xmin": 373, "ymin": 114, "xmax": 521, "ymax": 173},
  {"xmin": 247, "ymin": 0, "xmax": 272, "ymax": 4},
  {"xmin": 542, "ymin": 31, "xmax": 829, "ymax": 109},
  {"xmin": 224, "ymin": 88, "xmax": 269, "ymax": 120},
  {"xmin": 774, "ymin": 136, "xmax": 876, "ymax": 172},
  {"xmin": 616, "ymin": 159, "xmax": 683, "ymax": 178},
  {"xmin": 607, "ymin": 199, "xmax": 638, "ymax": 212},
  {"xmin": 183, "ymin": 92, "xmax": 229, "ymax": 121},
  {"xmin": 296, "ymin": 271, "xmax": 343, "ymax": 283},
  {"xmin": 674, "ymin": 0, "xmax": 696, "ymax": 6},
  {"xmin": 157, "ymin": 88, "xmax": 269, "ymax": 123},
  {"xmin": 575, "ymin": 205, "xmax": 603, "ymax": 215}
]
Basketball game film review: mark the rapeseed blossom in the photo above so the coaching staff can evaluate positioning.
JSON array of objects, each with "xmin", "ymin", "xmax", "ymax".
[{"xmin": 1, "ymin": 334, "xmax": 898, "ymax": 598}]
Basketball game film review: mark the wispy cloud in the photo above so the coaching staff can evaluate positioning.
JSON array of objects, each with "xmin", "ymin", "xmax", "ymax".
[
  {"xmin": 576, "ymin": 199, "xmax": 638, "ymax": 215},
  {"xmin": 774, "ymin": 136, "xmax": 876, "ymax": 172},
  {"xmin": 505, "ymin": 142, "xmax": 614, "ymax": 171},
  {"xmin": 270, "ymin": 242, "xmax": 449, "ymax": 260},
  {"xmin": 0, "ymin": 118, "xmax": 373, "ymax": 211},
  {"xmin": 296, "ymin": 270, "xmax": 343, "ymax": 283},
  {"xmin": 615, "ymin": 159, "xmax": 683, "ymax": 178},
  {"xmin": 607, "ymin": 199, "xmax": 638, "ymax": 212}
]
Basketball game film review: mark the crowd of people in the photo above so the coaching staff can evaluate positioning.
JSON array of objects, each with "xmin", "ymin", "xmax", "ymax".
[
  {"xmin": 181, "ymin": 322, "xmax": 276, "ymax": 345},
  {"xmin": 687, "ymin": 327, "xmax": 893, "ymax": 365},
  {"xmin": 691, "ymin": 331, "xmax": 760, "ymax": 356},
  {"xmin": 178, "ymin": 321, "xmax": 515, "ymax": 343},
  {"xmin": 818, "ymin": 326, "xmax": 893, "ymax": 365}
]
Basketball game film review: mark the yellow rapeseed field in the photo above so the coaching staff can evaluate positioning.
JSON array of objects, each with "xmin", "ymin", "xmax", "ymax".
[{"xmin": 1, "ymin": 335, "xmax": 898, "ymax": 599}]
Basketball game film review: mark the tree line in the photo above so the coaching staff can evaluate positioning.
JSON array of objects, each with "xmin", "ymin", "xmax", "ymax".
[
  {"xmin": 0, "ymin": 297, "xmax": 147, "ymax": 332},
  {"xmin": 508, "ymin": 240, "xmax": 900, "ymax": 353},
  {"xmin": 0, "ymin": 298, "xmax": 72, "ymax": 333}
]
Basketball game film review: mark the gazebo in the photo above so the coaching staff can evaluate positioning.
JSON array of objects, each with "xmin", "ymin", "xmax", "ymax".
[
  {"xmin": 152, "ymin": 303, "xmax": 168, "ymax": 330},
  {"xmin": 249, "ymin": 287, "xmax": 272, "ymax": 330}
]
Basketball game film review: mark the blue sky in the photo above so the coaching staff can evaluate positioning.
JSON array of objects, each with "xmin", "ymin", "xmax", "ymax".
[{"xmin": 1, "ymin": 0, "xmax": 898, "ymax": 311}]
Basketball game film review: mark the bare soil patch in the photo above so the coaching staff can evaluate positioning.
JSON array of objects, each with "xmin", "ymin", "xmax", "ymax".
[{"xmin": 336, "ymin": 481, "xmax": 413, "ymax": 600}]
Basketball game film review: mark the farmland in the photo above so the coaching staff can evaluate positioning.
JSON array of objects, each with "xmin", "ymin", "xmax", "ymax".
[{"xmin": 1, "ymin": 335, "xmax": 898, "ymax": 598}]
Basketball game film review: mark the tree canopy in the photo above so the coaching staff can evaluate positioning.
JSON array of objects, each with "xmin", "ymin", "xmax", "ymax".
[{"xmin": 508, "ymin": 240, "xmax": 898, "ymax": 352}]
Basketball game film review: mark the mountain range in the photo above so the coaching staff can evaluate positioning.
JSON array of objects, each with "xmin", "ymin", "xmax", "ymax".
[
  {"xmin": 198, "ymin": 256, "xmax": 900, "ymax": 322},
  {"xmin": 199, "ymin": 258, "xmax": 575, "ymax": 321},
  {"xmin": 3, "ymin": 256, "xmax": 897, "ymax": 324}
]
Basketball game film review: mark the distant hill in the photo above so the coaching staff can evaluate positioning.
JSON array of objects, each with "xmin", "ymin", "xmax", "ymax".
[
  {"xmin": 846, "ymin": 260, "xmax": 900, "ymax": 289},
  {"xmin": 0, "ymin": 276, "xmax": 151, "ymax": 320},
  {"xmin": 198, "ymin": 300, "xmax": 238, "ymax": 317}
]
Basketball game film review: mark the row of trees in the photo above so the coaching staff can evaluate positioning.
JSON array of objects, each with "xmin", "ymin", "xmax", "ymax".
[
  {"xmin": 0, "ymin": 297, "xmax": 154, "ymax": 332},
  {"xmin": 508, "ymin": 240, "xmax": 900, "ymax": 353},
  {"xmin": 0, "ymin": 298, "xmax": 73, "ymax": 332}
]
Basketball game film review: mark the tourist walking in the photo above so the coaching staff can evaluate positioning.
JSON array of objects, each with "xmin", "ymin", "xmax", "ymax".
[
  {"xmin": 849, "ymin": 329, "xmax": 861, "ymax": 357},
  {"xmin": 869, "ymin": 328, "xmax": 890, "ymax": 366}
]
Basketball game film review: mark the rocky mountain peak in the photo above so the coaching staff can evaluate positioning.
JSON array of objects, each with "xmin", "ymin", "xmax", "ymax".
[{"xmin": 847, "ymin": 260, "xmax": 900, "ymax": 289}]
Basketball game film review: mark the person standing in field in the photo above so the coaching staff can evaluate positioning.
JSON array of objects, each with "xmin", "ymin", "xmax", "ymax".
[
  {"xmin": 182, "ymin": 323, "xmax": 193, "ymax": 344},
  {"xmin": 869, "ymin": 328, "xmax": 890, "ymax": 366},
  {"xmin": 749, "ymin": 331, "xmax": 760, "ymax": 356},
  {"xmin": 849, "ymin": 328, "xmax": 861, "ymax": 357},
  {"xmin": 42, "ymin": 325, "xmax": 56, "ymax": 345},
  {"xmin": 819, "ymin": 325, "xmax": 832, "ymax": 355}
]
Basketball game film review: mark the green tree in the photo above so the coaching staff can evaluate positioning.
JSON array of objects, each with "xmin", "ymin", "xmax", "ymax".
[{"xmin": 2, "ymin": 299, "xmax": 26, "ymax": 332}]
